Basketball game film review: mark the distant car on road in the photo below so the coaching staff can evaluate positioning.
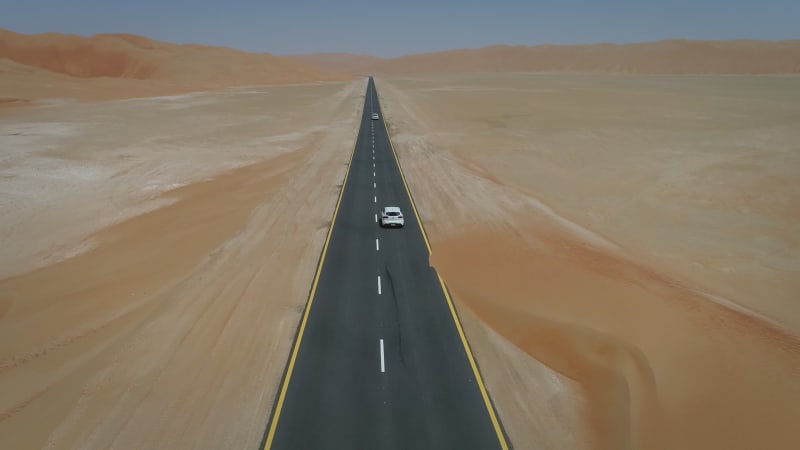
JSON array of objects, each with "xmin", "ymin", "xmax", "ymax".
[
  {"xmin": 380, "ymin": 206, "xmax": 404, "ymax": 228},
  {"xmin": 371, "ymin": 113, "xmax": 380, "ymax": 120}
]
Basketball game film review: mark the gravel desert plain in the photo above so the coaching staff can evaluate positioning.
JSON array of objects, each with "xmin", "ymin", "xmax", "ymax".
[{"xmin": 1, "ymin": 30, "xmax": 800, "ymax": 449}]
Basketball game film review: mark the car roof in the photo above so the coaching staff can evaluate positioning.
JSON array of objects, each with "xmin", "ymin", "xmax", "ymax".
[{"xmin": 383, "ymin": 206, "xmax": 401, "ymax": 212}]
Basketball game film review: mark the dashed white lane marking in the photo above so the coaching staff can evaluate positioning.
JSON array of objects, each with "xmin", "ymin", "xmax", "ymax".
[
  {"xmin": 376, "ymin": 238, "xmax": 380, "ymax": 251},
  {"xmin": 373, "ymin": 171, "xmax": 376, "ymax": 177},
  {"xmin": 377, "ymin": 276, "xmax": 382, "ymax": 295},
  {"xmin": 375, "ymin": 213, "xmax": 378, "ymax": 222},
  {"xmin": 380, "ymin": 339, "xmax": 385, "ymax": 373},
  {"xmin": 373, "ymin": 182, "xmax": 376, "ymax": 188},
  {"xmin": 374, "ymin": 195, "xmax": 377, "ymax": 203},
  {"xmin": 373, "ymin": 163, "xmax": 375, "ymax": 168}
]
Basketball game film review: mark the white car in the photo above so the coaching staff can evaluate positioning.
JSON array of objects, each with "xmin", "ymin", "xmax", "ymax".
[
  {"xmin": 380, "ymin": 206, "xmax": 404, "ymax": 228},
  {"xmin": 371, "ymin": 113, "xmax": 380, "ymax": 120}
]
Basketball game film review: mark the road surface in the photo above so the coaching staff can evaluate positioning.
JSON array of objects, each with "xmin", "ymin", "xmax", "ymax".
[{"xmin": 262, "ymin": 78, "xmax": 510, "ymax": 449}]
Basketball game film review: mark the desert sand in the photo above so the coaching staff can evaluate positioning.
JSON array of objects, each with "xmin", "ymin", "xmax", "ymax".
[
  {"xmin": 2, "ymin": 27, "xmax": 800, "ymax": 450},
  {"xmin": 293, "ymin": 40, "xmax": 800, "ymax": 75},
  {"xmin": 0, "ymin": 29, "xmax": 351, "ymax": 106},
  {"xmin": 376, "ymin": 73, "xmax": 800, "ymax": 449},
  {"xmin": 0, "ymin": 80, "xmax": 366, "ymax": 448}
]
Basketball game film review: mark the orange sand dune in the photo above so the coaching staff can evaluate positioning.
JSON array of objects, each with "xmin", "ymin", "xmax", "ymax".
[
  {"xmin": 0, "ymin": 57, "xmax": 182, "ymax": 105},
  {"xmin": 298, "ymin": 40, "xmax": 800, "ymax": 75},
  {"xmin": 0, "ymin": 29, "xmax": 352, "ymax": 105}
]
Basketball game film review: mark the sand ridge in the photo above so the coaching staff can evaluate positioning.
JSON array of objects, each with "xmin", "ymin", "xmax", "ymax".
[{"xmin": 0, "ymin": 29, "xmax": 353, "ymax": 106}]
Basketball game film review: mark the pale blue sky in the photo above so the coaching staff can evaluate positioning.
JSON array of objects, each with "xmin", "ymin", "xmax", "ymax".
[{"xmin": 1, "ymin": 0, "xmax": 798, "ymax": 57}]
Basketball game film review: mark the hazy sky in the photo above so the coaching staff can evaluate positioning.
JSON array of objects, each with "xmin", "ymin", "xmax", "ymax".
[{"xmin": 1, "ymin": 0, "xmax": 798, "ymax": 57}]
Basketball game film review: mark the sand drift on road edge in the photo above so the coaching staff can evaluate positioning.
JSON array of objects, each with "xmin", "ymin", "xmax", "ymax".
[{"xmin": 431, "ymin": 221, "xmax": 800, "ymax": 450}]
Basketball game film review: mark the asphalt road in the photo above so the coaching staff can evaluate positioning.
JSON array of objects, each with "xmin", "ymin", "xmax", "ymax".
[{"xmin": 262, "ymin": 78, "xmax": 509, "ymax": 450}]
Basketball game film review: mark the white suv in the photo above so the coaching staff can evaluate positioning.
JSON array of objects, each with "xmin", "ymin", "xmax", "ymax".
[
  {"xmin": 380, "ymin": 206, "xmax": 404, "ymax": 228},
  {"xmin": 371, "ymin": 113, "xmax": 380, "ymax": 120}
]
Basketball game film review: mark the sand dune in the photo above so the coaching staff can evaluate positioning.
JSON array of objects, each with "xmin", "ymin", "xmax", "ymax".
[
  {"xmin": 294, "ymin": 40, "xmax": 800, "ymax": 75},
  {"xmin": 5, "ymin": 29, "xmax": 798, "ymax": 108},
  {"xmin": 0, "ymin": 57, "xmax": 183, "ymax": 105},
  {"xmin": 0, "ymin": 29, "xmax": 352, "ymax": 105}
]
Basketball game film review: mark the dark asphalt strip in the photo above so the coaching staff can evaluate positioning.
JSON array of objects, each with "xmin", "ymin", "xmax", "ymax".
[{"xmin": 263, "ymin": 78, "xmax": 510, "ymax": 450}]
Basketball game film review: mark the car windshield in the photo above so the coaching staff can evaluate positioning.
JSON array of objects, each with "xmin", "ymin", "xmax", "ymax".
[{"xmin": 386, "ymin": 211, "xmax": 400, "ymax": 216}]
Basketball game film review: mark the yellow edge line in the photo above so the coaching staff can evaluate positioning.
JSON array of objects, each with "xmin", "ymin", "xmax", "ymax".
[
  {"xmin": 263, "ymin": 103, "xmax": 362, "ymax": 449},
  {"xmin": 383, "ymin": 100, "xmax": 510, "ymax": 450}
]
